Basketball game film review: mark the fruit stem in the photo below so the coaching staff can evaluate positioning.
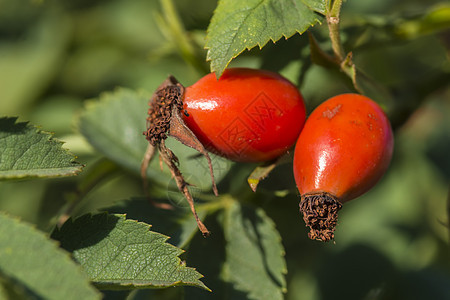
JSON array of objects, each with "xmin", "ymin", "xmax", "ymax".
[
  {"xmin": 299, "ymin": 192, "xmax": 342, "ymax": 242},
  {"xmin": 326, "ymin": 0, "xmax": 345, "ymax": 62}
]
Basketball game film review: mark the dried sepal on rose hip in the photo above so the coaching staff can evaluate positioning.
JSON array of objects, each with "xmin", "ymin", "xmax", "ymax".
[
  {"xmin": 141, "ymin": 76, "xmax": 218, "ymax": 237},
  {"xmin": 293, "ymin": 93, "xmax": 394, "ymax": 242}
]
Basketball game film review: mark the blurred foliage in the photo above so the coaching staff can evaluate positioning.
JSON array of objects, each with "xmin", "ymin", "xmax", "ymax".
[{"xmin": 0, "ymin": 0, "xmax": 449, "ymax": 299}]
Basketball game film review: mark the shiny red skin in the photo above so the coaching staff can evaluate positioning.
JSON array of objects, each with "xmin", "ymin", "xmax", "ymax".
[
  {"xmin": 293, "ymin": 93, "xmax": 393, "ymax": 202},
  {"xmin": 182, "ymin": 68, "xmax": 306, "ymax": 162}
]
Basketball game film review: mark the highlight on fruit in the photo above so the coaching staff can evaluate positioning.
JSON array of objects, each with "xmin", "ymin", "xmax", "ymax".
[{"xmin": 293, "ymin": 93, "xmax": 394, "ymax": 242}]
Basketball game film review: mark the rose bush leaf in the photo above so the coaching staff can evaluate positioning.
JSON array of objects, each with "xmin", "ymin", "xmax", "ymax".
[
  {"xmin": 0, "ymin": 211, "xmax": 100, "ymax": 300},
  {"xmin": 206, "ymin": 0, "xmax": 324, "ymax": 76},
  {"xmin": 223, "ymin": 202, "xmax": 287, "ymax": 300},
  {"xmin": 0, "ymin": 117, "xmax": 83, "ymax": 180},
  {"xmin": 51, "ymin": 213, "xmax": 209, "ymax": 290},
  {"xmin": 105, "ymin": 197, "xmax": 207, "ymax": 249}
]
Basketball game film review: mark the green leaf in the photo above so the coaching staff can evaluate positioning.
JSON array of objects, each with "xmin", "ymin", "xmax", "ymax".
[
  {"xmin": 302, "ymin": 0, "xmax": 327, "ymax": 14},
  {"xmin": 0, "ymin": 117, "xmax": 83, "ymax": 180},
  {"xmin": 78, "ymin": 89, "xmax": 150, "ymax": 173},
  {"xmin": 224, "ymin": 202, "xmax": 287, "ymax": 300},
  {"xmin": 106, "ymin": 197, "xmax": 207, "ymax": 249},
  {"xmin": 184, "ymin": 212, "xmax": 243, "ymax": 300},
  {"xmin": 51, "ymin": 213, "xmax": 209, "ymax": 291},
  {"xmin": 0, "ymin": 211, "xmax": 100, "ymax": 300},
  {"xmin": 206, "ymin": 0, "xmax": 324, "ymax": 76},
  {"xmin": 78, "ymin": 88, "xmax": 232, "ymax": 191}
]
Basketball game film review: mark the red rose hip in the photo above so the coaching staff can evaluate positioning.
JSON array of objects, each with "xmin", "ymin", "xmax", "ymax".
[
  {"xmin": 293, "ymin": 93, "xmax": 393, "ymax": 242},
  {"xmin": 183, "ymin": 68, "xmax": 306, "ymax": 162},
  {"xmin": 143, "ymin": 69, "xmax": 306, "ymax": 236}
]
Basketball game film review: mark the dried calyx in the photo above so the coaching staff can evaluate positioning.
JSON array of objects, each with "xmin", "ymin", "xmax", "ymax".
[
  {"xmin": 145, "ymin": 77, "xmax": 183, "ymax": 146},
  {"xmin": 299, "ymin": 192, "xmax": 342, "ymax": 242},
  {"xmin": 142, "ymin": 76, "xmax": 218, "ymax": 237}
]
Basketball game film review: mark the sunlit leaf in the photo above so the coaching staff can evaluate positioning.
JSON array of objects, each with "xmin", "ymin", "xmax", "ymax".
[
  {"xmin": 52, "ymin": 213, "xmax": 209, "ymax": 290},
  {"xmin": 206, "ymin": 0, "xmax": 324, "ymax": 76},
  {"xmin": 105, "ymin": 197, "xmax": 207, "ymax": 249},
  {"xmin": 0, "ymin": 117, "xmax": 83, "ymax": 180}
]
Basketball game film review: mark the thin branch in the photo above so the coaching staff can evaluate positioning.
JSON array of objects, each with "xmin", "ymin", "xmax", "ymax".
[{"xmin": 326, "ymin": 0, "xmax": 345, "ymax": 62}]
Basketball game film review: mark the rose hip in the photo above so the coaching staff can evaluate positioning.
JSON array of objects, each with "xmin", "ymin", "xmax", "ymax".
[{"xmin": 293, "ymin": 93, "xmax": 394, "ymax": 242}]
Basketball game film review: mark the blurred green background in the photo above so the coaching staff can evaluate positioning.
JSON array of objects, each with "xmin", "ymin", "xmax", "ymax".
[{"xmin": 0, "ymin": 0, "xmax": 449, "ymax": 299}]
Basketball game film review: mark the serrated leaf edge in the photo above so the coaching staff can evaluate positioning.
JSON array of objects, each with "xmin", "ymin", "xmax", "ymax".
[
  {"xmin": 0, "ymin": 117, "xmax": 84, "ymax": 179},
  {"xmin": 55, "ymin": 213, "xmax": 211, "ymax": 292},
  {"xmin": 205, "ymin": 1, "xmax": 323, "ymax": 77},
  {"xmin": 0, "ymin": 211, "xmax": 101, "ymax": 299}
]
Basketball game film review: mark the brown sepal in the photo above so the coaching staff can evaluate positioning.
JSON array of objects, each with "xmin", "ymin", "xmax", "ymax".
[
  {"xmin": 158, "ymin": 140, "xmax": 210, "ymax": 237},
  {"xmin": 169, "ymin": 106, "xmax": 219, "ymax": 196},
  {"xmin": 141, "ymin": 75, "xmax": 219, "ymax": 236},
  {"xmin": 299, "ymin": 192, "xmax": 343, "ymax": 242}
]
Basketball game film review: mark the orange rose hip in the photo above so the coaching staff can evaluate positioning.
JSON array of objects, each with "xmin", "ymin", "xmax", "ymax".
[{"xmin": 293, "ymin": 93, "xmax": 394, "ymax": 242}]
